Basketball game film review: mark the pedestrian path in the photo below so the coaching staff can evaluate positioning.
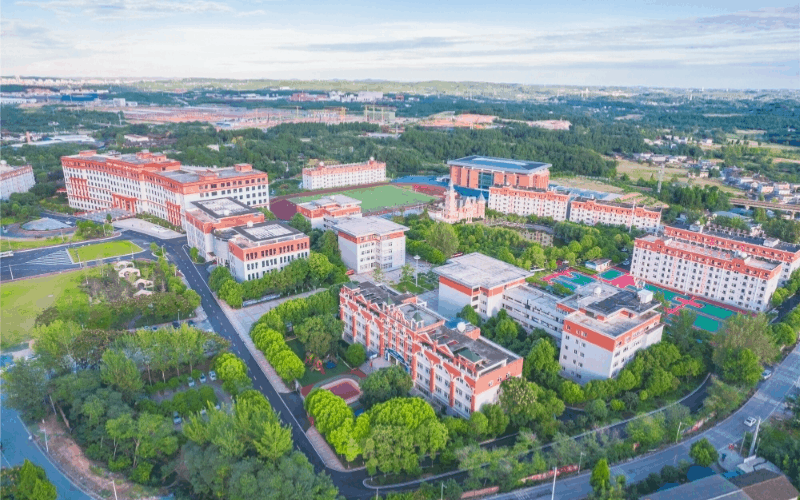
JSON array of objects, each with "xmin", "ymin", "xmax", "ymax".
[
  {"xmin": 306, "ymin": 427, "xmax": 348, "ymax": 472},
  {"xmin": 23, "ymin": 249, "xmax": 73, "ymax": 266}
]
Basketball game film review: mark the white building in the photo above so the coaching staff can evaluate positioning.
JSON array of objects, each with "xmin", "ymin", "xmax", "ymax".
[
  {"xmin": 558, "ymin": 282, "xmax": 664, "ymax": 382},
  {"xmin": 0, "ymin": 162, "xmax": 36, "ymax": 200},
  {"xmin": 295, "ymin": 195, "xmax": 362, "ymax": 230},
  {"xmin": 488, "ymin": 186, "xmax": 569, "ymax": 220},
  {"xmin": 501, "ymin": 285, "xmax": 567, "ymax": 340},
  {"xmin": 631, "ymin": 235, "xmax": 782, "ymax": 312},
  {"xmin": 302, "ymin": 158, "xmax": 386, "ymax": 190},
  {"xmin": 333, "ymin": 216, "xmax": 408, "ymax": 273},
  {"xmin": 568, "ymin": 197, "xmax": 662, "ymax": 231}
]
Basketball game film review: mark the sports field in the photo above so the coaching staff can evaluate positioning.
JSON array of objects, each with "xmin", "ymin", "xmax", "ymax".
[
  {"xmin": 0, "ymin": 269, "xmax": 91, "ymax": 348},
  {"xmin": 291, "ymin": 185, "xmax": 436, "ymax": 212},
  {"xmin": 599, "ymin": 269, "xmax": 624, "ymax": 281},
  {"xmin": 69, "ymin": 240, "xmax": 142, "ymax": 262}
]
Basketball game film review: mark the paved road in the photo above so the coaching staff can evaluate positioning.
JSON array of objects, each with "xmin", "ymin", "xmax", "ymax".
[
  {"xmin": 0, "ymin": 401, "xmax": 92, "ymax": 500},
  {"xmin": 490, "ymin": 345, "xmax": 800, "ymax": 500}
]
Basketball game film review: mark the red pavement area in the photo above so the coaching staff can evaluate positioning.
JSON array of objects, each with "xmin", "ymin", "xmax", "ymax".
[
  {"xmin": 270, "ymin": 199, "xmax": 298, "ymax": 221},
  {"xmin": 542, "ymin": 269, "xmax": 572, "ymax": 283},
  {"xmin": 609, "ymin": 274, "xmax": 637, "ymax": 289},
  {"xmin": 327, "ymin": 380, "xmax": 360, "ymax": 400}
]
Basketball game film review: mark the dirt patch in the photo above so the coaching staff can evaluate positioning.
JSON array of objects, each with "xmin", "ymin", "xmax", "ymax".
[
  {"xmin": 37, "ymin": 416, "xmax": 162, "ymax": 500},
  {"xmin": 550, "ymin": 177, "xmax": 625, "ymax": 193}
]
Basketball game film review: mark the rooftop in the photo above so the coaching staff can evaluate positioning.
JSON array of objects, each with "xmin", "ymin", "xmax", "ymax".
[
  {"xmin": 503, "ymin": 285, "xmax": 562, "ymax": 309},
  {"xmin": 0, "ymin": 163, "xmax": 30, "ymax": 173},
  {"xmin": 297, "ymin": 194, "xmax": 362, "ymax": 210},
  {"xmin": 217, "ymin": 221, "xmax": 305, "ymax": 247},
  {"xmin": 561, "ymin": 282, "xmax": 661, "ymax": 338},
  {"xmin": 641, "ymin": 474, "xmax": 748, "ymax": 500},
  {"xmin": 190, "ymin": 197, "xmax": 258, "ymax": 220},
  {"xmin": 667, "ymin": 222, "xmax": 800, "ymax": 253},
  {"xmin": 639, "ymin": 235, "xmax": 782, "ymax": 272},
  {"xmin": 447, "ymin": 155, "xmax": 551, "ymax": 174},
  {"xmin": 433, "ymin": 252, "xmax": 533, "ymax": 289},
  {"xmin": 727, "ymin": 470, "xmax": 800, "ymax": 500},
  {"xmin": 572, "ymin": 196, "xmax": 662, "ymax": 212},
  {"xmin": 333, "ymin": 216, "xmax": 408, "ymax": 237}
]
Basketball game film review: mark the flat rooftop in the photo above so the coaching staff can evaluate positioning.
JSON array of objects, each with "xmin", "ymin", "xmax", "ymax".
[
  {"xmin": 190, "ymin": 197, "xmax": 257, "ymax": 220},
  {"xmin": 503, "ymin": 285, "xmax": 562, "ymax": 309},
  {"xmin": 217, "ymin": 221, "xmax": 304, "ymax": 247},
  {"xmin": 0, "ymin": 163, "xmax": 30, "ymax": 173},
  {"xmin": 639, "ymin": 235, "xmax": 782, "ymax": 272},
  {"xmin": 561, "ymin": 282, "xmax": 661, "ymax": 338},
  {"xmin": 572, "ymin": 196, "xmax": 662, "ymax": 212},
  {"xmin": 642, "ymin": 474, "xmax": 748, "ymax": 500},
  {"xmin": 447, "ymin": 155, "xmax": 551, "ymax": 174},
  {"xmin": 159, "ymin": 165, "xmax": 263, "ymax": 184},
  {"xmin": 433, "ymin": 252, "xmax": 533, "ymax": 289},
  {"xmin": 297, "ymin": 194, "xmax": 361, "ymax": 210},
  {"xmin": 333, "ymin": 216, "xmax": 408, "ymax": 237},
  {"xmin": 667, "ymin": 222, "xmax": 800, "ymax": 253}
]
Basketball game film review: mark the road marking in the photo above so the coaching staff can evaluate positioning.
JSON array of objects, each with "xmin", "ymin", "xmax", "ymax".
[{"xmin": 23, "ymin": 249, "xmax": 73, "ymax": 266}]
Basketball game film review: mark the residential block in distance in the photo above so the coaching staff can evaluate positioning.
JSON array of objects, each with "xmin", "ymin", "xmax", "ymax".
[
  {"xmin": 301, "ymin": 158, "xmax": 386, "ymax": 190},
  {"xmin": 339, "ymin": 280, "xmax": 523, "ymax": 417},
  {"xmin": 295, "ymin": 194, "xmax": 362, "ymax": 230},
  {"xmin": 448, "ymin": 155, "xmax": 551, "ymax": 192},
  {"xmin": 567, "ymin": 197, "xmax": 662, "ymax": 231},
  {"xmin": 0, "ymin": 162, "xmax": 35, "ymax": 200},
  {"xmin": 333, "ymin": 216, "xmax": 408, "ymax": 273},
  {"xmin": 664, "ymin": 222, "xmax": 800, "ymax": 285},
  {"xmin": 185, "ymin": 197, "xmax": 309, "ymax": 282},
  {"xmin": 61, "ymin": 150, "xmax": 269, "ymax": 227},
  {"xmin": 631, "ymin": 235, "xmax": 782, "ymax": 312},
  {"xmin": 488, "ymin": 185, "xmax": 569, "ymax": 220},
  {"xmin": 558, "ymin": 282, "xmax": 664, "ymax": 382}
]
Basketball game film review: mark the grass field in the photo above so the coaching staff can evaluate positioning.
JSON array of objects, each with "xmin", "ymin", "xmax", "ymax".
[
  {"xmin": 291, "ymin": 185, "xmax": 436, "ymax": 212},
  {"xmin": 0, "ymin": 269, "xmax": 91, "ymax": 348},
  {"xmin": 69, "ymin": 240, "xmax": 142, "ymax": 262},
  {"xmin": 615, "ymin": 159, "xmax": 740, "ymax": 195}
]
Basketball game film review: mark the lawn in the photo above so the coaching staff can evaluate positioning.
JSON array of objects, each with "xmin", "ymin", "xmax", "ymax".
[
  {"xmin": 291, "ymin": 184, "xmax": 436, "ymax": 212},
  {"xmin": 0, "ymin": 269, "xmax": 91, "ymax": 348},
  {"xmin": 69, "ymin": 240, "xmax": 142, "ymax": 262}
]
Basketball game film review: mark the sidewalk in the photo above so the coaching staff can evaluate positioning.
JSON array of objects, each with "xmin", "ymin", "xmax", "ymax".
[
  {"xmin": 226, "ymin": 287, "xmax": 325, "ymax": 334},
  {"xmin": 113, "ymin": 218, "xmax": 183, "ymax": 239},
  {"xmin": 306, "ymin": 427, "xmax": 349, "ymax": 472}
]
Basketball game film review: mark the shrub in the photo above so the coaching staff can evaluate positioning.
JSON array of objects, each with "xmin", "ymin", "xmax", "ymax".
[
  {"xmin": 129, "ymin": 462, "xmax": 153, "ymax": 485},
  {"xmin": 108, "ymin": 456, "xmax": 131, "ymax": 472},
  {"xmin": 610, "ymin": 399, "xmax": 625, "ymax": 412},
  {"xmin": 345, "ymin": 343, "xmax": 366, "ymax": 367}
]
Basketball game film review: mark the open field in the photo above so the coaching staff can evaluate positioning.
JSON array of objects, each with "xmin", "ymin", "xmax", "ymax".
[
  {"xmin": 1, "ymin": 235, "xmax": 75, "ymax": 252},
  {"xmin": 0, "ymin": 269, "xmax": 90, "ymax": 348},
  {"xmin": 549, "ymin": 176, "xmax": 625, "ymax": 194},
  {"xmin": 69, "ymin": 240, "xmax": 142, "ymax": 262},
  {"xmin": 615, "ymin": 159, "xmax": 741, "ymax": 194},
  {"xmin": 291, "ymin": 184, "xmax": 436, "ymax": 212}
]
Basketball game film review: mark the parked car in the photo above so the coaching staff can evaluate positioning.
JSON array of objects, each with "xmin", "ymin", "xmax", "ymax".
[
  {"xmin": 187, "ymin": 320, "xmax": 195, "ymax": 327},
  {"xmin": 623, "ymin": 260, "xmax": 631, "ymax": 266},
  {"xmin": 151, "ymin": 326, "xmax": 158, "ymax": 331},
  {"xmin": 208, "ymin": 370, "xmax": 217, "ymax": 381},
  {"xmin": 199, "ymin": 373, "xmax": 207, "ymax": 384},
  {"xmin": 762, "ymin": 369, "xmax": 773, "ymax": 380},
  {"xmin": 188, "ymin": 377, "xmax": 195, "ymax": 387},
  {"xmin": 173, "ymin": 412, "xmax": 182, "ymax": 425},
  {"xmin": 172, "ymin": 321, "xmax": 180, "ymax": 328},
  {"xmin": 744, "ymin": 417, "xmax": 757, "ymax": 427}
]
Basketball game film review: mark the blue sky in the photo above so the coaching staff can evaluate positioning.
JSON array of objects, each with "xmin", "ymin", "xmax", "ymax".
[{"xmin": 2, "ymin": 0, "xmax": 797, "ymax": 89}]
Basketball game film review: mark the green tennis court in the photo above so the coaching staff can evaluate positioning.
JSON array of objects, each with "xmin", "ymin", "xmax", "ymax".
[
  {"xmin": 291, "ymin": 185, "xmax": 436, "ymax": 212},
  {"xmin": 571, "ymin": 274, "xmax": 595, "ymax": 285},
  {"xmin": 599, "ymin": 269, "xmax": 624, "ymax": 281},
  {"xmin": 644, "ymin": 284, "xmax": 688, "ymax": 302},
  {"xmin": 690, "ymin": 302, "xmax": 737, "ymax": 320},
  {"xmin": 693, "ymin": 315, "xmax": 721, "ymax": 333},
  {"xmin": 553, "ymin": 278, "xmax": 578, "ymax": 291}
]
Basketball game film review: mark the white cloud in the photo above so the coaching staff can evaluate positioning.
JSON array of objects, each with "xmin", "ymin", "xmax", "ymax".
[{"xmin": 17, "ymin": 0, "xmax": 233, "ymax": 19}]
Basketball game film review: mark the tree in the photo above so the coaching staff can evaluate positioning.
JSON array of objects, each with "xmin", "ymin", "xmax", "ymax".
[
  {"xmin": 11, "ymin": 460, "xmax": 57, "ymax": 500},
  {"xmin": 426, "ymin": 222, "xmax": 459, "ymax": 258},
  {"xmin": 33, "ymin": 319, "xmax": 82, "ymax": 373},
  {"xmin": 259, "ymin": 208, "xmax": 278, "ymax": 220},
  {"xmin": 458, "ymin": 304, "xmax": 481, "ymax": 326},
  {"xmin": 626, "ymin": 414, "xmax": 665, "ymax": 449},
  {"xmin": 295, "ymin": 316, "xmax": 337, "ymax": 358},
  {"xmin": 523, "ymin": 339, "xmax": 560, "ymax": 382},
  {"xmin": 400, "ymin": 264, "xmax": 415, "ymax": 285},
  {"xmin": 132, "ymin": 413, "xmax": 179, "ymax": 467},
  {"xmin": 371, "ymin": 266, "xmax": 384, "ymax": 283},
  {"xmin": 360, "ymin": 366, "xmax": 413, "ymax": 409},
  {"xmin": 2, "ymin": 360, "xmax": 48, "ymax": 421},
  {"xmin": 289, "ymin": 213, "xmax": 312, "ymax": 234},
  {"xmin": 482, "ymin": 403, "xmax": 509, "ymax": 437},
  {"xmin": 345, "ymin": 343, "xmax": 366, "ymax": 367},
  {"xmin": 772, "ymin": 323, "xmax": 797, "ymax": 347},
  {"xmin": 100, "ymin": 349, "xmax": 144, "ymax": 399},
  {"xmin": 668, "ymin": 310, "xmax": 698, "ymax": 353},
  {"xmin": 590, "ymin": 458, "xmax": 611, "ymax": 492},
  {"xmin": 307, "ymin": 252, "xmax": 334, "ymax": 284},
  {"xmin": 690, "ymin": 438, "xmax": 719, "ymax": 467},
  {"xmin": 713, "ymin": 314, "xmax": 779, "ymax": 368},
  {"xmin": 469, "ymin": 411, "xmax": 489, "ymax": 438},
  {"xmin": 560, "ymin": 380, "xmax": 586, "ymax": 405},
  {"xmin": 719, "ymin": 348, "xmax": 762, "ymax": 387}
]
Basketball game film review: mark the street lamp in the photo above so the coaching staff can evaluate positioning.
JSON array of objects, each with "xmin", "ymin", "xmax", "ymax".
[
  {"xmin": 440, "ymin": 482, "xmax": 445, "ymax": 500},
  {"xmin": 414, "ymin": 255, "xmax": 420, "ymax": 286},
  {"xmin": 578, "ymin": 451, "xmax": 584, "ymax": 473},
  {"xmin": 676, "ymin": 422, "xmax": 685, "ymax": 443}
]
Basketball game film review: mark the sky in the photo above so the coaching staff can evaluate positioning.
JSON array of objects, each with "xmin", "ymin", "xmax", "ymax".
[{"xmin": 1, "ymin": 0, "xmax": 798, "ymax": 89}]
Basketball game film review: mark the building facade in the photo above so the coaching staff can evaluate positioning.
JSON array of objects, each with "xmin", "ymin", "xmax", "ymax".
[
  {"xmin": 339, "ymin": 281, "xmax": 523, "ymax": 418},
  {"xmin": 663, "ymin": 223, "xmax": 800, "ymax": 285},
  {"xmin": 429, "ymin": 182, "xmax": 486, "ymax": 223},
  {"xmin": 333, "ymin": 216, "xmax": 408, "ymax": 273},
  {"xmin": 295, "ymin": 195, "xmax": 363, "ymax": 230},
  {"xmin": 558, "ymin": 283, "xmax": 664, "ymax": 382},
  {"xmin": 448, "ymin": 156, "xmax": 551, "ymax": 192},
  {"xmin": 501, "ymin": 285, "xmax": 567, "ymax": 340},
  {"xmin": 0, "ymin": 162, "xmax": 35, "ymax": 200},
  {"xmin": 567, "ymin": 197, "xmax": 662, "ymax": 231},
  {"xmin": 488, "ymin": 186, "xmax": 569, "ymax": 220},
  {"xmin": 301, "ymin": 158, "xmax": 386, "ymax": 190},
  {"xmin": 631, "ymin": 235, "xmax": 782, "ymax": 312},
  {"xmin": 61, "ymin": 150, "xmax": 269, "ymax": 226}
]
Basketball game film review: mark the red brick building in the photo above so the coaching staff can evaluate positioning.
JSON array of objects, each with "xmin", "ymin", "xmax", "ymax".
[{"xmin": 448, "ymin": 156, "xmax": 551, "ymax": 192}]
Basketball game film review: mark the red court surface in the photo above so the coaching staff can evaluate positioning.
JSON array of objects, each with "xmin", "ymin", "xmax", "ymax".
[
  {"xmin": 327, "ymin": 380, "xmax": 360, "ymax": 400},
  {"xmin": 608, "ymin": 274, "xmax": 636, "ymax": 289}
]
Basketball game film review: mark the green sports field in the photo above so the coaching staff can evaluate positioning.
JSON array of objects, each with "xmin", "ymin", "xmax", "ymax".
[
  {"xmin": 291, "ymin": 185, "xmax": 436, "ymax": 212},
  {"xmin": 69, "ymin": 240, "xmax": 142, "ymax": 262}
]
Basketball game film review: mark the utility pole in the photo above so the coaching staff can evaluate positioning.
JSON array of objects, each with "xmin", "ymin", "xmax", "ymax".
[
  {"xmin": 676, "ymin": 422, "xmax": 684, "ymax": 443},
  {"xmin": 8, "ymin": 266, "xmax": 13, "ymax": 280},
  {"xmin": 749, "ymin": 418, "xmax": 762, "ymax": 457},
  {"xmin": 112, "ymin": 480, "xmax": 119, "ymax": 500},
  {"xmin": 578, "ymin": 452, "xmax": 585, "ymax": 473},
  {"xmin": 550, "ymin": 466, "xmax": 558, "ymax": 500},
  {"xmin": 657, "ymin": 161, "xmax": 665, "ymax": 194}
]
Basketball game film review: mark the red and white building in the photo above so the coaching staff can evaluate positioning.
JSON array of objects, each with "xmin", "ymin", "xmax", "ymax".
[
  {"xmin": 301, "ymin": 158, "xmax": 386, "ymax": 190},
  {"xmin": 185, "ymin": 197, "xmax": 309, "ymax": 282},
  {"xmin": 664, "ymin": 222, "xmax": 800, "ymax": 285},
  {"xmin": 488, "ymin": 186, "xmax": 569, "ymax": 220},
  {"xmin": 558, "ymin": 282, "xmax": 664, "ymax": 382},
  {"xmin": 339, "ymin": 280, "xmax": 523, "ymax": 417},
  {"xmin": 61, "ymin": 150, "xmax": 269, "ymax": 227},
  {"xmin": 448, "ymin": 156, "xmax": 551, "ymax": 192},
  {"xmin": 433, "ymin": 253, "xmax": 533, "ymax": 319},
  {"xmin": 429, "ymin": 182, "xmax": 486, "ymax": 223},
  {"xmin": 0, "ymin": 162, "xmax": 35, "ymax": 200},
  {"xmin": 295, "ymin": 195, "xmax": 362, "ymax": 230},
  {"xmin": 568, "ymin": 197, "xmax": 662, "ymax": 231},
  {"xmin": 332, "ymin": 216, "xmax": 408, "ymax": 273},
  {"xmin": 631, "ymin": 235, "xmax": 782, "ymax": 312}
]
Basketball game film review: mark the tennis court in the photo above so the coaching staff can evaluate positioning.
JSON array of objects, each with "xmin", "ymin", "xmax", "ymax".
[
  {"xmin": 552, "ymin": 279, "xmax": 578, "ymax": 291},
  {"xmin": 291, "ymin": 185, "xmax": 436, "ymax": 212},
  {"xmin": 599, "ymin": 269, "xmax": 624, "ymax": 281},
  {"xmin": 644, "ymin": 284, "xmax": 690, "ymax": 302},
  {"xmin": 688, "ymin": 301, "xmax": 737, "ymax": 320},
  {"xmin": 692, "ymin": 315, "xmax": 722, "ymax": 333}
]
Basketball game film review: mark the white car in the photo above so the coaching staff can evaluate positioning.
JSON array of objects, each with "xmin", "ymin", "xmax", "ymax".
[
  {"xmin": 744, "ymin": 417, "xmax": 757, "ymax": 427},
  {"xmin": 762, "ymin": 369, "xmax": 773, "ymax": 380}
]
